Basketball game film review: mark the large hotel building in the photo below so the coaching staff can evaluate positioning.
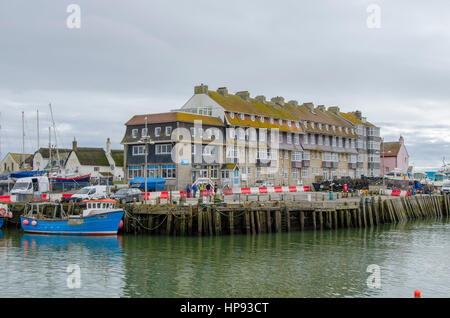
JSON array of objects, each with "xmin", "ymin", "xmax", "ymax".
[{"xmin": 122, "ymin": 84, "xmax": 381, "ymax": 190}]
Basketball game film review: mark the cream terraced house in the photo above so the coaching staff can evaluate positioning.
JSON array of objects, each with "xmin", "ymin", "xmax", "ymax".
[{"xmin": 176, "ymin": 84, "xmax": 361, "ymax": 187}]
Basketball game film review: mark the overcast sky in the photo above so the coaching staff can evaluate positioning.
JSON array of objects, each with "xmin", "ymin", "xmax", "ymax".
[{"xmin": 1, "ymin": 0, "xmax": 450, "ymax": 171}]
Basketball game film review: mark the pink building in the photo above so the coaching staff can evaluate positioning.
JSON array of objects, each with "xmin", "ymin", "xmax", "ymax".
[{"xmin": 380, "ymin": 136, "xmax": 409, "ymax": 175}]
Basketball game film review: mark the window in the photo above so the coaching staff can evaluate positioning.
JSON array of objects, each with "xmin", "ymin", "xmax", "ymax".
[
  {"xmin": 302, "ymin": 168, "xmax": 308, "ymax": 177},
  {"xmin": 303, "ymin": 150, "xmax": 310, "ymax": 160},
  {"xmin": 311, "ymin": 122, "xmax": 315, "ymax": 129},
  {"xmin": 324, "ymin": 152, "xmax": 331, "ymax": 161},
  {"xmin": 259, "ymin": 129, "xmax": 266, "ymax": 142},
  {"xmin": 94, "ymin": 167, "xmax": 100, "ymax": 172},
  {"xmin": 279, "ymin": 168, "xmax": 283, "ymax": 176},
  {"xmin": 260, "ymin": 116, "xmax": 265, "ymax": 123},
  {"xmin": 279, "ymin": 150, "xmax": 283, "ymax": 159},
  {"xmin": 162, "ymin": 165, "xmax": 176, "ymax": 179},
  {"xmin": 287, "ymin": 133, "xmax": 292, "ymax": 144},
  {"xmin": 293, "ymin": 168, "xmax": 298, "ymax": 179},
  {"xmin": 228, "ymin": 128, "xmax": 236, "ymax": 140},
  {"xmin": 230, "ymin": 112, "xmax": 235, "ymax": 119},
  {"xmin": 251, "ymin": 115, "xmax": 255, "ymax": 121},
  {"xmin": 270, "ymin": 118, "xmax": 274, "ymax": 124},
  {"xmin": 128, "ymin": 166, "xmax": 142, "ymax": 179},
  {"xmin": 318, "ymin": 135, "xmax": 323, "ymax": 145},
  {"xmin": 310, "ymin": 134, "xmax": 316, "ymax": 145},
  {"xmin": 165, "ymin": 127, "xmax": 172, "ymax": 136},
  {"xmin": 132, "ymin": 129, "xmax": 138, "ymax": 138},
  {"xmin": 222, "ymin": 170, "xmax": 230, "ymax": 179},
  {"xmin": 294, "ymin": 134, "xmax": 300, "ymax": 145},
  {"xmin": 147, "ymin": 165, "xmax": 159, "ymax": 178},
  {"xmin": 279, "ymin": 132, "xmax": 283, "ymax": 144},
  {"xmin": 240, "ymin": 113, "xmax": 245, "ymax": 120},
  {"xmin": 155, "ymin": 127, "xmax": 161, "ymax": 137},
  {"xmin": 285, "ymin": 151, "xmax": 289, "ymax": 159},
  {"xmin": 155, "ymin": 144, "xmax": 172, "ymax": 154},
  {"xmin": 325, "ymin": 136, "xmax": 330, "ymax": 146},
  {"xmin": 325, "ymin": 124, "xmax": 329, "ymax": 130},
  {"xmin": 303, "ymin": 134, "xmax": 308, "ymax": 145},
  {"xmin": 284, "ymin": 168, "xmax": 288, "ymax": 179},
  {"xmin": 318, "ymin": 123, "xmax": 322, "ymax": 129},
  {"xmin": 268, "ymin": 167, "xmax": 275, "ymax": 179},
  {"xmin": 287, "ymin": 121, "xmax": 291, "ymax": 127},
  {"xmin": 278, "ymin": 119, "xmax": 283, "ymax": 125},
  {"xmin": 132, "ymin": 145, "xmax": 145, "ymax": 156},
  {"xmin": 190, "ymin": 127, "xmax": 195, "ymax": 138},
  {"xmin": 257, "ymin": 167, "xmax": 262, "ymax": 178},
  {"xmin": 292, "ymin": 151, "xmax": 302, "ymax": 161},
  {"xmin": 142, "ymin": 128, "xmax": 148, "ymax": 137}
]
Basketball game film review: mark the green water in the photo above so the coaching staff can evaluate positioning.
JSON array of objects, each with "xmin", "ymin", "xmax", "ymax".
[{"xmin": 0, "ymin": 219, "xmax": 449, "ymax": 298}]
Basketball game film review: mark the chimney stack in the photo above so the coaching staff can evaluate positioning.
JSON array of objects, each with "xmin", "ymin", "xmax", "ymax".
[
  {"xmin": 194, "ymin": 83, "xmax": 208, "ymax": 94},
  {"xmin": 236, "ymin": 91, "xmax": 250, "ymax": 102},
  {"xmin": 217, "ymin": 87, "xmax": 228, "ymax": 96},
  {"xmin": 288, "ymin": 100, "xmax": 298, "ymax": 107},
  {"xmin": 317, "ymin": 105, "xmax": 326, "ymax": 112},
  {"xmin": 303, "ymin": 102, "xmax": 315, "ymax": 112},
  {"xmin": 72, "ymin": 137, "xmax": 77, "ymax": 152},
  {"xmin": 327, "ymin": 106, "xmax": 340, "ymax": 114},
  {"xmin": 255, "ymin": 95, "xmax": 266, "ymax": 104},
  {"xmin": 399, "ymin": 136, "xmax": 404, "ymax": 144},
  {"xmin": 271, "ymin": 96, "xmax": 285, "ymax": 106},
  {"xmin": 106, "ymin": 137, "xmax": 111, "ymax": 154},
  {"xmin": 354, "ymin": 110, "xmax": 362, "ymax": 120}
]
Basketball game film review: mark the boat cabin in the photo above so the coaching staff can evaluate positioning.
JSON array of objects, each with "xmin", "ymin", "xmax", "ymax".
[{"xmin": 82, "ymin": 199, "xmax": 119, "ymax": 217}]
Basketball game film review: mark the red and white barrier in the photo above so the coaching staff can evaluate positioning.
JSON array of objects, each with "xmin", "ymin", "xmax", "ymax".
[
  {"xmin": 384, "ymin": 190, "xmax": 410, "ymax": 197},
  {"xmin": 0, "ymin": 195, "xmax": 11, "ymax": 203},
  {"xmin": 142, "ymin": 186, "xmax": 311, "ymax": 200}
]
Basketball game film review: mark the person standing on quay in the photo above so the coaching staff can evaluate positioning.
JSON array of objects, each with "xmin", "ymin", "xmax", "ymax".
[
  {"xmin": 192, "ymin": 183, "xmax": 198, "ymax": 198},
  {"xmin": 186, "ymin": 184, "xmax": 191, "ymax": 198},
  {"xmin": 199, "ymin": 183, "xmax": 204, "ymax": 198},
  {"xmin": 206, "ymin": 183, "xmax": 211, "ymax": 201}
]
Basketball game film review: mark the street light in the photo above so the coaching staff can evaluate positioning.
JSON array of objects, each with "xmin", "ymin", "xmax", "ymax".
[{"xmin": 139, "ymin": 116, "xmax": 154, "ymax": 204}]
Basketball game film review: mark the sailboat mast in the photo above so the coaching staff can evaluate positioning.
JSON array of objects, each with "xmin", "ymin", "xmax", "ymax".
[
  {"xmin": 49, "ymin": 103, "xmax": 60, "ymax": 167},
  {"xmin": 49, "ymin": 126, "xmax": 52, "ymax": 171},
  {"xmin": 22, "ymin": 111, "xmax": 25, "ymax": 166},
  {"xmin": 37, "ymin": 109, "xmax": 40, "ymax": 150}
]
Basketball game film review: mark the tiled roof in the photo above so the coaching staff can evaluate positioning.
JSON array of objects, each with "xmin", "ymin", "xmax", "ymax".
[
  {"xmin": 110, "ymin": 149, "xmax": 124, "ymax": 167},
  {"xmin": 340, "ymin": 112, "xmax": 364, "ymax": 125},
  {"xmin": 381, "ymin": 142, "xmax": 401, "ymax": 157},
  {"xmin": 74, "ymin": 147, "xmax": 109, "ymax": 166},
  {"xmin": 9, "ymin": 153, "xmax": 33, "ymax": 164},
  {"xmin": 224, "ymin": 113, "xmax": 303, "ymax": 133},
  {"xmin": 208, "ymin": 91, "xmax": 298, "ymax": 121},
  {"xmin": 35, "ymin": 147, "xmax": 72, "ymax": 159},
  {"xmin": 125, "ymin": 112, "xmax": 224, "ymax": 127}
]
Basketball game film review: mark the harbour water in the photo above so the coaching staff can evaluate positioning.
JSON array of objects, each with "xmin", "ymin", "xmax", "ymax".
[{"xmin": 0, "ymin": 218, "xmax": 449, "ymax": 298}]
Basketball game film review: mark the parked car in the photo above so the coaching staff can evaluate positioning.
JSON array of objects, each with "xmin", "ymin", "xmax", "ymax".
[
  {"xmin": 255, "ymin": 180, "xmax": 274, "ymax": 187},
  {"xmin": 110, "ymin": 188, "xmax": 143, "ymax": 204},
  {"xmin": 441, "ymin": 182, "xmax": 450, "ymax": 194},
  {"xmin": 61, "ymin": 185, "xmax": 109, "ymax": 203}
]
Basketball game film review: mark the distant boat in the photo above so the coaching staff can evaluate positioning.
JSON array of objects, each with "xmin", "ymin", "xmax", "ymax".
[
  {"xmin": 49, "ymin": 174, "xmax": 91, "ymax": 184},
  {"xmin": 20, "ymin": 200, "xmax": 124, "ymax": 236}
]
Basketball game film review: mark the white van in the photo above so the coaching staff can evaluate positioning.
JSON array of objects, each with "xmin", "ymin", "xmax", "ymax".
[
  {"xmin": 11, "ymin": 176, "xmax": 50, "ymax": 196},
  {"xmin": 65, "ymin": 185, "xmax": 109, "ymax": 202}
]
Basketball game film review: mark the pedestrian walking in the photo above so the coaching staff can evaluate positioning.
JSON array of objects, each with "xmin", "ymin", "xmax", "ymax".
[
  {"xmin": 199, "ymin": 184, "xmax": 204, "ymax": 197},
  {"xmin": 214, "ymin": 182, "xmax": 218, "ymax": 195}
]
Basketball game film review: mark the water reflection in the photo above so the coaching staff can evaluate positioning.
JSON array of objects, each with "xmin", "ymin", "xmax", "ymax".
[{"xmin": 1, "ymin": 218, "xmax": 449, "ymax": 298}]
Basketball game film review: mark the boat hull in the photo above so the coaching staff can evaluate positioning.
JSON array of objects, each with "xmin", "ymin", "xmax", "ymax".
[
  {"xmin": 49, "ymin": 174, "xmax": 91, "ymax": 184},
  {"xmin": 20, "ymin": 211, "xmax": 124, "ymax": 236}
]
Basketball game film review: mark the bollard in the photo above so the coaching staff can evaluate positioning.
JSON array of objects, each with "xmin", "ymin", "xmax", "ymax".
[
  {"xmin": 414, "ymin": 289, "xmax": 421, "ymax": 298},
  {"xmin": 329, "ymin": 191, "xmax": 334, "ymax": 201}
]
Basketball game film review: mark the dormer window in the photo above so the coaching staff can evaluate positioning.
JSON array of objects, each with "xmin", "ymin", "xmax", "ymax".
[
  {"xmin": 270, "ymin": 118, "xmax": 274, "ymax": 124},
  {"xmin": 240, "ymin": 113, "xmax": 245, "ymax": 120},
  {"xmin": 251, "ymin": 115, "xmax": 255, "ymax": 121},
  {"xmin": 318, "ymin": 123, "xmax": 322, "ymax": 129},
  {"xmin": 325, "ymin": 124, "xmax": 329, "ymax": 130},
  {"xmin": 311, "ymin": 122, "xmax": 315, "ymax": 129},
  {"xmin": 155, "ymin": 127, "xmax": 161, "ymax": 137},
  {"xmin": 230, "ymin": 112, "xmax": 235, "ymax": 119},
  {"xmin": 345, "ymin": 127, "xmax": 348, "ymax": 133},
  {"xmin": 132, "ymin": 129, "xmax": 138, "ymax": 138},
  {"xmin": 278, "ymin": 119, "xmax": 283, "ymax": 125},
  {"xmin": 333, "ymin": 125, "xmax": 336, "ymax": 131},
  {"xmin": 339, "ymin": 126, "xmax": 342, "ymax": 132},
  {"xmin": 260, "ymin": 116, "xmax": 265, "ymax": 123},
  {"xmin": 295, "ymin": 122, "xmax": 300, "ymax": 128},
  {"xmin": 165, "ymin": 126, "xmax": 172, "ymax": 136},
  {"xmin": 287, "ymin": 121, "xmax": 292, "ymax": 127},
  {"xmin": 142, "ymin": 128, "xmax": 148, "ymax": 137}
]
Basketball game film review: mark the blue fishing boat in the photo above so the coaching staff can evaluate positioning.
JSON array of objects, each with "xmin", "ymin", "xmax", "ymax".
[
  {"xmin": 20, "ymin": 200, "xmax": 124, "ymax": 236},
  {"xmin": 0, "ymin": 217, "xmax": 3, "ymax": 229},
  {"xmin": 0, "ymin": 203, "xmax": 10, "ymax": 229}
]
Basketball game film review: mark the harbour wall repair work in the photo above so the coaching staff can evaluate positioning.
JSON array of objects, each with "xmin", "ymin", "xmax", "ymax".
[{"xmin": 3, "ymin": 193, "xmax": 449, "ymax": 236}]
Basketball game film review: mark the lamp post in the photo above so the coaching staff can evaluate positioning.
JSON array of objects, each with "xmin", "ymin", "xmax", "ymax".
[{"xmin": 139, "ymin": 116, "xmax": 154, "ymax": 204}]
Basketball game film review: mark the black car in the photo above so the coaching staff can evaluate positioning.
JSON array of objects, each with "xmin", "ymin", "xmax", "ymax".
[{"xmin": 110, "ymin": 188, "xmax": 143, "ymax": 204}]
